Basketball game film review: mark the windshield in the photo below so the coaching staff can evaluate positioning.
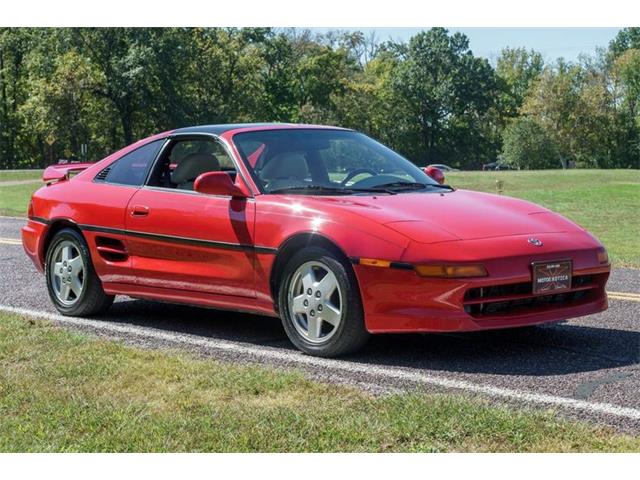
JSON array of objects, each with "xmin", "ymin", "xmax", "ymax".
[{"xmin": 232, "ymin": 129, "xmax": 443, "ymax": 195}]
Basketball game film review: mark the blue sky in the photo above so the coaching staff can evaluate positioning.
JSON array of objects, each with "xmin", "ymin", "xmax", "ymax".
[{"xmin": 308, "ymin": 27, "xmax": 621, "ymax": 63}]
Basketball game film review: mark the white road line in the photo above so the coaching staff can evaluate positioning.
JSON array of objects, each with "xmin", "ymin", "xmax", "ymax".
[
  {"xmin": 0, "ymin": 238, "xmax": 22, "ymax": 245},
  {"xmin": 1, "ymin": 304, "xmax": 639, "ymax": 421}
]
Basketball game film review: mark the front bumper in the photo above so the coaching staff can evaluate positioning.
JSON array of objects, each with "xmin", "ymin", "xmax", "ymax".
[{"xmin": 354, "ymin": 233, "xmax": 610, "ymax": 333}]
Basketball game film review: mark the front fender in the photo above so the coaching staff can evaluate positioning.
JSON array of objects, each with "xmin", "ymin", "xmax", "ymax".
[{"xmin": 255, "ymin": 197, "xmax": 410, "ymax": 260}]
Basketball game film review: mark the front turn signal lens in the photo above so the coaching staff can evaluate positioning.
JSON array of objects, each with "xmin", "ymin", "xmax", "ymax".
[
  {"xmin": 359, "ymin": 258, "xmax": 392, "ymax": 268},
  {"xmin": 596, "ymin": 247, "xmax": 609, "ymax": 265},
  {"xmin": 414, "ymin": 264, "xmax": 488, "ymax": 278}
]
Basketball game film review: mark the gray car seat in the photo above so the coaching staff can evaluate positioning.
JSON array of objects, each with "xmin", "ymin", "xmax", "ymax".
[
  {"xmin": 171, "ymin": 153, "xmax": 220, "ymax": 190},
  {"xmin": 260, "ymin": 152, "xmax": 309, "ymax": 190}
]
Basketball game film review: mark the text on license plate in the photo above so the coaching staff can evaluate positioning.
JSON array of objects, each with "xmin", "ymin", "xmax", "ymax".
[{"xmin": 532, "ymin": 260, "xmax": 572, "ymax": 294}]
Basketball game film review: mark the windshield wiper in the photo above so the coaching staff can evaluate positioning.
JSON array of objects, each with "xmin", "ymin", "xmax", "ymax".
[
  {"xmin": 348, "ymin": 186, "xmax": 397, "ymax": 195},
  {"xmin": 353, "ymin": 182, "xmax": 453, "ymax": 193},
  {"xmin": 268, "ymin": 182, "xmax": 452, "ymax": 195},
  {"xmin": 269, "ymin": 185, "xmax": 355, "ymax": 195},
  {"xmin": 423, "ymin": 183, "xmax": 454, "ymax": 190}
]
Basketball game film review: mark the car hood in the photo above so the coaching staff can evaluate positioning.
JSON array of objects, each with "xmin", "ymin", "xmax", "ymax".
[{"xmin": 303, "ymin": 189, "xmax": 583, "ymax": 244}]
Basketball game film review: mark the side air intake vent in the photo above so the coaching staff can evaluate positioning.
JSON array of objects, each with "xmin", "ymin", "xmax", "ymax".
[{"xmin": 94, "ymin": 166, "xmax": 111, "ymax": 181}]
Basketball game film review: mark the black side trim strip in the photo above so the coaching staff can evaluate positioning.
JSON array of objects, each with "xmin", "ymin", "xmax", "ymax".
[
  {"xmin": 79, "ymin": 225, "xmax": 121, "ymax": 235},
  {"xmin": 390, "ymin": 261, "xmax": 414, "ymax": 270},
  {"xmin": 78, "ymin": 224, "xmax": 277, "ymax": 254},
  {"xmin": 254, "ymin": 246, "xmax": 279, "ymax": 254},
  {"xmin": 350, "ymin": 257, "xmax": 414, "ymax": 270},
  {"xmin": 29, "ymin": 216, "xmax": 50, "ymax": 225}
]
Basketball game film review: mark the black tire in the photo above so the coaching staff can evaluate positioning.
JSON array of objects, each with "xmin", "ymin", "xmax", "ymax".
[
  {"xmin": 278, "ymin": 246, "xmax": 370, "ymax": 357},
  {"xmin": 45, "ymin": 228, "xmax": 114, "ymax": 316}
]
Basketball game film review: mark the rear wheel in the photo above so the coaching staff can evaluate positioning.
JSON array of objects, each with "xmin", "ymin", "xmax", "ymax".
[
  {"xmin": 45, "ymin": 228, "xmax": 114, "ymax": 316},
  {"xmin": 278, "ymin": 247, "xmax": 369, "ymax": 357}
]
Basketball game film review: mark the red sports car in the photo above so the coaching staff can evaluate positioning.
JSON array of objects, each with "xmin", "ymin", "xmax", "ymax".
[{"xmin": 22, "ymin": 124, "xmax": 611, "ymax": 357}]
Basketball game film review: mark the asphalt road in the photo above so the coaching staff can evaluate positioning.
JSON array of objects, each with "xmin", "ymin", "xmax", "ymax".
[{"xmin": 1, "ymin": 216, "xmax": 639, "ymax": 432}]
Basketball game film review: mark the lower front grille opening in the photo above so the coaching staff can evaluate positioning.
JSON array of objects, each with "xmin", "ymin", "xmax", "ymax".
[
  {"xmin": 464, "ymin": 275, "xmax": 596, "ymax": 304},
  {"xmin": 464, "ymin": 281, "xmax": 532, "ymax": 301},
  {"xmin": 463, "ymin": 284, "xmax": 601, "ymax": 318}
]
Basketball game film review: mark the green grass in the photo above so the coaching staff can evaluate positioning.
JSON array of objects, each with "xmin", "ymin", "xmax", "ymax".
[
  {"xmin": 0, "ymin": 170, "xmax": 42, "ymax": 182},
  {"xmin": 0, "ymin": 182, "xmax": 41, "ymax": 217},
  {"xmin": 1, "ymin": 168, "xmax": 638, "ymax": 266},
  {"xmin": 0, "ymin": 311, "xmax": 638, "ymax": 452},
  {"xmin": 446, "ymin": 169, "xmax": 640, "ymax": 268}
]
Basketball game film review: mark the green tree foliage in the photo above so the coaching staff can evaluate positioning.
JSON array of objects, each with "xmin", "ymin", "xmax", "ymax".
[
  {"xmin": 608, "ymin": 28, "xmax": 640, "ymax": 60},
  {"xmin": 520, "ymin": 61, "xmax": 616, "ymax": 168},
  {"xmin": 184, "ymin": 28, "xmax": 270, "ymax": 125},
  {"xmin": 0, "ymin": 27, "xmax": 638, "ymax": 170},
  {"xmin": 0, "ymin": 28, "xmax": 32, "ymax": 169},
  {"xmin": 501, "ymin": 117, "xmax": 559, "ymax": 169},
  {"xmin": 20, "ymin": 50, "xmax": 104, "ymax": 163},
  {"xmin": 69, "ymin": 28, "xmax": 161, "ymax": 146},
  {"xmin": 260, "ymin": 32, "xmax": 298, "ymax": 121},
  {"xmin": 612, "ymin": 49, "xmax": 640, "ymax": 121},
  {"xmin": 496, "ymin": 47, "xmax": 544, "ymax": 117},
  {"xmin": 334, "ymin": 52, "xmax": 399, "ymax": 147},
  {"xmin": 608, "ymin": 49, "xmax": 640, "ymax": 167},
  {"xmin": 390, "ymin": 28, "xmax": 498, "ymax": 167}
]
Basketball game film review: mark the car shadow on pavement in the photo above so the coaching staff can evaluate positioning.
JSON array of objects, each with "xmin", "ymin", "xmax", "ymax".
[
  {"xmin": 358, "ymin": 325, "xmax": 639, "ymax": 376},
  {"xmin": 102, "ymin": 298, "xmax": 640, "ymax": 377}
]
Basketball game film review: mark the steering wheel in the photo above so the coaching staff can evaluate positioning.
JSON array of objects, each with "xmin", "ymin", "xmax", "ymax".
[{"xmin": 340, "ymin": 168, "xmax": 378, "ymax": 186}]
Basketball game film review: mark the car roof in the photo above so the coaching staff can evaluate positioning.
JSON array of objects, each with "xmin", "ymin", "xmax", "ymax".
[{"xmin": 173, "ymin": 123, "xmax": 349, "ymax": 136}]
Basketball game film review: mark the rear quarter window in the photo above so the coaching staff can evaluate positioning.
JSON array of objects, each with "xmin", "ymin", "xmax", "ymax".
[{"xmin": 98, "ymin": 139, "xmax": 165, "ymax": 186}]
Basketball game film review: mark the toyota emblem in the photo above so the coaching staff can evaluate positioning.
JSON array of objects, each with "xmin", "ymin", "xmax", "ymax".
[{"xmin": 528, "ymin": 237, "xmax": 543, "ymax": 247}]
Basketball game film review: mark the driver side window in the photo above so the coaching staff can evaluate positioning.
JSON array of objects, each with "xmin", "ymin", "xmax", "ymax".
[{"xmin": 148, "ymin": 138, "xmax": 236, "ymax": 191}]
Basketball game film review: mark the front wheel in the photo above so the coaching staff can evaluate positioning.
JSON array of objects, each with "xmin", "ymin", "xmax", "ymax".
[
  {"xmin": 45, "ymin": 228, "xmax": 114, "ymax": 316},
  {"xmin": 278, "ymin": 247, "xmax": 369, "ymax": 357}
]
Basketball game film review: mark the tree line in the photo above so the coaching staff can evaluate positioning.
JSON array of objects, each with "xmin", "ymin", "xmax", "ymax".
[{"xmin": 0, "ymin": 27, "xmax": 638, "ymax": 170}]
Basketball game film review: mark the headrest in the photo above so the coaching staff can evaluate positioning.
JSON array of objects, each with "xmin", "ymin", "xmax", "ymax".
[
  {"xmin": 172, "ymin": 153, "xmax": 220, "ymax": 184},
  {"xmin": 260, "ymin": 152, "xmax": 308, "ymax": 180}
]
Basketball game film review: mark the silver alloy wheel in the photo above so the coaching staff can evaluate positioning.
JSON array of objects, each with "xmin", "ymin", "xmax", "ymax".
[
  {"xmin": 288, "ymin": 260, "xmax": 343, "ymax": 344},
  {"xmin": 49, "ymin": 240, "xmax": 85, "ymax": 306}
]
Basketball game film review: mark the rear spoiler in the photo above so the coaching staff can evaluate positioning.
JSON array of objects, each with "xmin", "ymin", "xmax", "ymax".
[{"xmin": 42, "ymin": 162, "xmax": 94, "ymax": 185}]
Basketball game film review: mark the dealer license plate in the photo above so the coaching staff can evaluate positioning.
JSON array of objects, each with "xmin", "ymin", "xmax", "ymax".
[{"xmin": 532, "ymin": 260, "xmax": 572, "ymax": 294}]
